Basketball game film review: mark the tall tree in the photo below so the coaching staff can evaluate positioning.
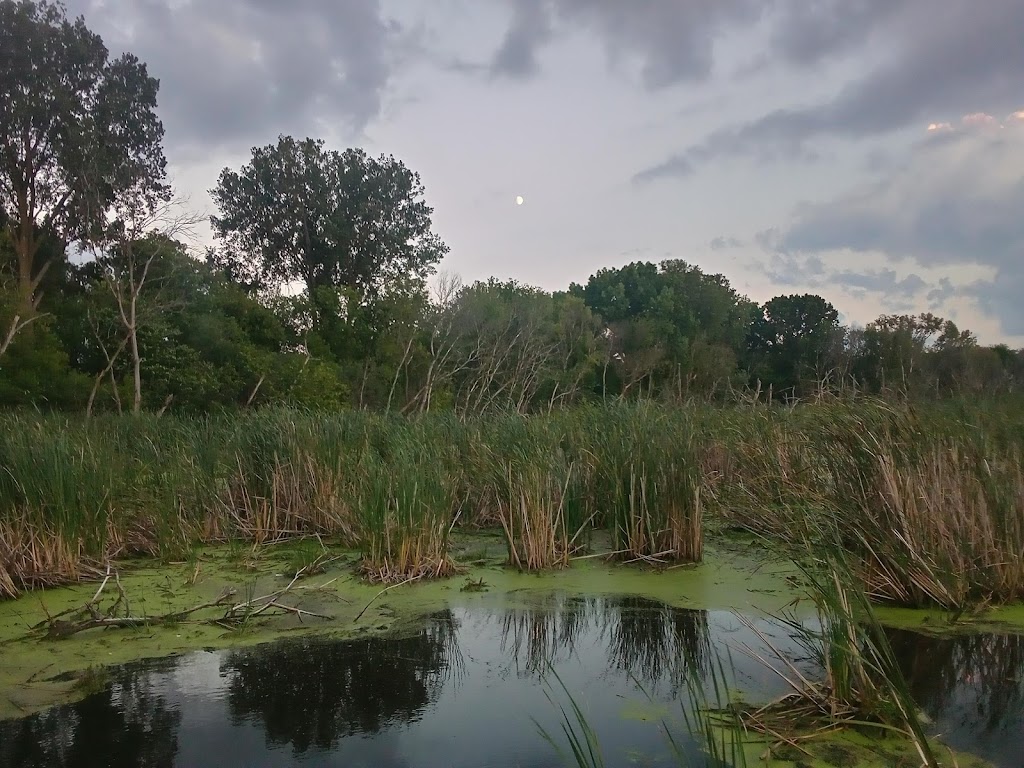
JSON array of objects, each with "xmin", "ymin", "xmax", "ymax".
[
  {"xmin": 0, "ymin": 0, "xmax": 168, "ymax": 352},
  {"xmin": 210, "ymin": 136, "xmax": 448, "ymax": 320}
]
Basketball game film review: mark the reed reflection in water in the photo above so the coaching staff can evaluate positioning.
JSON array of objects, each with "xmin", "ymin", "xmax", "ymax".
[{"xmin": 495, "ymin": 594, "xmax": 711, "ymax": 694}]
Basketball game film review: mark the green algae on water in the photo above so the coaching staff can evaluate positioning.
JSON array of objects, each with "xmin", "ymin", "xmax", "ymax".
[{"xmin": 0, "ymin": 537, "xmax": 801, "ymax": 719}]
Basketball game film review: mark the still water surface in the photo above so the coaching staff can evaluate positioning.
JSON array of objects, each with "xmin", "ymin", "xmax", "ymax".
[{"xmin": 0, "ymin": 594, "xmax": 1021, "ymax": 767}]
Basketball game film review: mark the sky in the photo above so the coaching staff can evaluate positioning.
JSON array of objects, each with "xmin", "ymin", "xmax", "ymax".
[{"xmin": 65, "ymin": 0, "xmax": 1024, "ymax": 344}]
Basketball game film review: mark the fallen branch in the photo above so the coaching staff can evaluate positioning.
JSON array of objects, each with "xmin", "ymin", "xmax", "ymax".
[
  {"xmin": 45, "ymin": 588, "xmax": 238, "ymax": 639},
  {"xmin": 35, "ymin": 560, "xmax": 346, "ymax": 639}
]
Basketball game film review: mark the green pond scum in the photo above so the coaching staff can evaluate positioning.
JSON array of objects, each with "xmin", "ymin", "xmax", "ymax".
[
  {"xmin": 0, "ymin": 533, "xmax": 1016, "ymax": 767},
  {"xmin": 712, "ymin": 726, "xmax": 992, "ymax": 768},
  {"xmin": 0, "ymin": 536, "xmax": 795, "ymax": 719}
]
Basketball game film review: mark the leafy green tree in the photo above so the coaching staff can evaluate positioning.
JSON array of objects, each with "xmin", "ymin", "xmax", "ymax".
[
  {"xmin": 210, "ymin": 136, "xmax": 448, "ymax": 319},
  {"xmin": 853, "ymin": 313, "xmax": 949, "ymax": 394},
  {"xmin": 0, "ymin": 0, "xmax": 167, "ymax": 351},
  {"xmin": 746, "ymin": 294, "xmax": 840, "ymax": 397},
  {"xmin": 572, "ymin": 260, "xmax": 754, "ymax": 400}
]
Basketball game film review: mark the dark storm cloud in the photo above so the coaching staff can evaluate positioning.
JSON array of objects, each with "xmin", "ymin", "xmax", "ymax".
[
  {"xmin": 774, "ymin": 121, "xmax": 1024, "ymax": 335},
  {"xmin": 65, "ymin": 0, "xmax": 402, "ymax": 153},
  {"xmin": 491, "ymin": 0, "xmax": 553, "ymax": 78},
  {"xmin": 489, "ymin": 0, "xmax": 763, "ymax": 86},
  {"xmin": 780, "ymin": 129, "xmax": 1024, "ymax": 270},
  {"xmin": 636, "ymin": 0, "xmax": 1024, "ymax": 181},
  {"xmin": 967, "ymin": 264, "xmax": 1024, "ymax": 336}
]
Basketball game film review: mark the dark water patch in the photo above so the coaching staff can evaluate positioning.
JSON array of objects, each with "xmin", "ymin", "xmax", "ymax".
[
  {"xmin": 3, "ymin": 594, "xmax": 1022, "ymax": 767},
  {"xmin": 0, "ymin": 595, "xmax": 775, "ymax": 768},
  {"xmin": 889, "ymin": 627, "xmax": 1024, "ymax": 767}
]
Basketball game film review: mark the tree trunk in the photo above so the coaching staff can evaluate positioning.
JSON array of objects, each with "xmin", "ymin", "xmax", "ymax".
[{"xmin": 130, "ymin": 292, "xmax": 142, "ymax": 414}]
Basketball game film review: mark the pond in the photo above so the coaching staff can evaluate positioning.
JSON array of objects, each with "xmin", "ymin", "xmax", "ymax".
[{"xmin": 0, "ymin": 594, "xmax": 1021, "ymax": 767}]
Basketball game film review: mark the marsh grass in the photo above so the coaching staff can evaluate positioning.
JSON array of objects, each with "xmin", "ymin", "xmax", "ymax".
[
  {"xmin": 716, "ymin": 399, "xmax": 1024, "ymax": 610},
  {"xmin": 578, "ymin": 405, "xmax": 704, "ymax": 564},
  {"xmin": 357, "ymin": 428, "xmax": 460, "ymax": 582},
  {"xmin": 732, "ymin": 556, "xmax": 940, "ymax": 768},
  {"xmin": 2, "ymin": 397, "xmax": 1023, "ymax": 604}
]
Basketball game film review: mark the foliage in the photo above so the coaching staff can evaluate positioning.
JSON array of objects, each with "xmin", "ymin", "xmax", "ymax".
[
  {"xmin": 745, "ymin": 293, "xmax": 840, "ymax": 397},
  {"xmin": 210, "ymin": 136, "xmax": 447, "ymax": 309},
  {"xmin": 0, "ymin": 0, "xmax": 167, "ymax": 326},
  {"xmin": 571, "ymin": 260, "xmax": 755, "ymax": 401}
]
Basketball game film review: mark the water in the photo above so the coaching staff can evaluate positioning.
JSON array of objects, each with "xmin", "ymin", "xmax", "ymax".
[
  {"xmin": 889, "ymin": 628, "xmax": 1024, "ymax": 768},
  {"xmin": 0, "ymin": 594, "xmax": 1021, "ymax": 767}
]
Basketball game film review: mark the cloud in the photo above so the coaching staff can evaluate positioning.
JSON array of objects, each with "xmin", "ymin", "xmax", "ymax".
[
  {"xmin": 490, "ymin": 0, "xmax": 553, "ymax": 78},
  {"xmin": 709, "ymin": 236, "xmax": 744, "ymax": 251},
  {"xmin": 775, "ymin": 117, "xmax": 1024, "ymax": 334},
  {"xmin": 927, "ymin": 278, "xmax": 956, "ymax": 309},
  {"xmin": 637, "ymin": 0, "xmax": 1024, "ymax": 181},
  {"xmin": 489, "ymin": 0, "xmax": 763, "ymax": 86},
  {"xmin": 767, "ymin": 0, "xmax": 909, "ymax": 68},
  {"xmin": 754, "ymin": 251, "xmax": 825, "ymax": 286},
  {"xmin": 827, "ymin": 269, "xmax": 925, "ymax": 298},
  {"xmin": 489, "ymin": 0, "xmax": 915, "ymax": 88},
  {"xmin": 66, "ymin": 0, "xmax": 404, "ymax": 153}
]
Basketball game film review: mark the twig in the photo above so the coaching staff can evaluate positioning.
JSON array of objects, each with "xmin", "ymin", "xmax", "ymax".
[
  {"xmin": 45, "ymin": 589, "xmax": 238, "ymax": 639},
  {"xmin": 353, "ymin": 575, "xmax": 422, "ymax": 623}
]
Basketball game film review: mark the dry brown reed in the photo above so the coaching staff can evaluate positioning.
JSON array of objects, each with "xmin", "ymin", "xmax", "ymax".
[{"xmin": 498, "ymin": 465, "xmax": 575, "ymax": 570}]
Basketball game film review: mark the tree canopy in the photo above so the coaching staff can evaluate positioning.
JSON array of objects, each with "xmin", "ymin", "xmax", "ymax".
[
  {"xmin": 0, "ymin": 0, "xmax": 167, "ymax": 323},
  {"xmin": 210, "ymin": 136, "xmax": 448, "ymax": 310},
  {"xmin": 1, "ymin": 4, "xmax": 1021, "ymax": 413}
]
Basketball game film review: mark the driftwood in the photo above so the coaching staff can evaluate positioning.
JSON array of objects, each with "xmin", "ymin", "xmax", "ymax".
[{"xmin": 35, "ymin": 560, "xmax": 336, "ymax": 640}]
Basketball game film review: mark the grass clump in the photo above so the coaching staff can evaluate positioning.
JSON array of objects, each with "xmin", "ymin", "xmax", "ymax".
[
  {"xmin": 357, "ymin": 439, "xmax": 459, "ymax": 583},
  {"xmin": 715, "ymin": 399, "xmax": 1024, "ymax": 610}
]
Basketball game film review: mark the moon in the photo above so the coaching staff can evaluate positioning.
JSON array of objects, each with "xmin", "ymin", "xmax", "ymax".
[{"xmin": 515, "ymin": 195, "xmax": 524, "ymax": 206}]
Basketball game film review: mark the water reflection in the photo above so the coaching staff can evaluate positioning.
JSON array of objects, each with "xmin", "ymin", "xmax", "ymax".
[
  {"xmin": 888, "ymin": 627, "xmax": 1024, "ymax": 766},
  {"xmin": 0, "ymin": 660, "xmax": 181, "ymax": 768},
  {"xmin": 2, "ymin": 596, "xmax": 1022, "ymax": 767},
  {"xmin": 605, "ymin": 597, "xmax": 711, "ymax": 693},
  {"xmin": 223, "ymin": 610, "xmax": 462, "ymax": 752},
  {"xmin": 495, "ymin": 594, "xmax": 710, "ymax": 693}
]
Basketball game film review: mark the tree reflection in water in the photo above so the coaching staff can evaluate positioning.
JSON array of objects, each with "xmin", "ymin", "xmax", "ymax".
[
  {"xmin": 221, "ymin": 608, "xmax": 463, "ymax": 753},
  {"xmin": 888, "ymin": 628, "xmax": 1024, "ymax": 739},
  {"xmin": 0, "ymin": 660, "xmax": 181, "ymax": 768},
  {"xmin": 5, "ymin": 599, "xmax": 1024, "ymax": 767}
]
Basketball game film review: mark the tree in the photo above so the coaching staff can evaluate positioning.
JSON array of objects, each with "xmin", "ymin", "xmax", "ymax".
[
  {"xmin": 85, "ymin": 191, "xmax": 204, "ymax": 414},
  {"xmin": 747, "ymin": 294, "xmax": 840, "ymax": 397},
  {"xmin": 210, "ymin": 136, "xmax": 447, "ymax": 320},
  {"xmin": 0, "ymin": 0, "xmax": 168, "ymax": 353},
  {"xmin": 572, "ymin": 260, "xmax": 754, "ymax": 400}
]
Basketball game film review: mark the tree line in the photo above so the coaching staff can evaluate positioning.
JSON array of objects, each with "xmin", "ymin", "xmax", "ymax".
[{"xmin": 2, "ymin": 0, "xmax": 1021, "ymax": 414}]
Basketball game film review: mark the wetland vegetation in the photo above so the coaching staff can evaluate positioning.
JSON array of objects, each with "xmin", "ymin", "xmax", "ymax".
[{"xmin": 3, "ymin": 2, "xmax": 1024, "ymax": 766}]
